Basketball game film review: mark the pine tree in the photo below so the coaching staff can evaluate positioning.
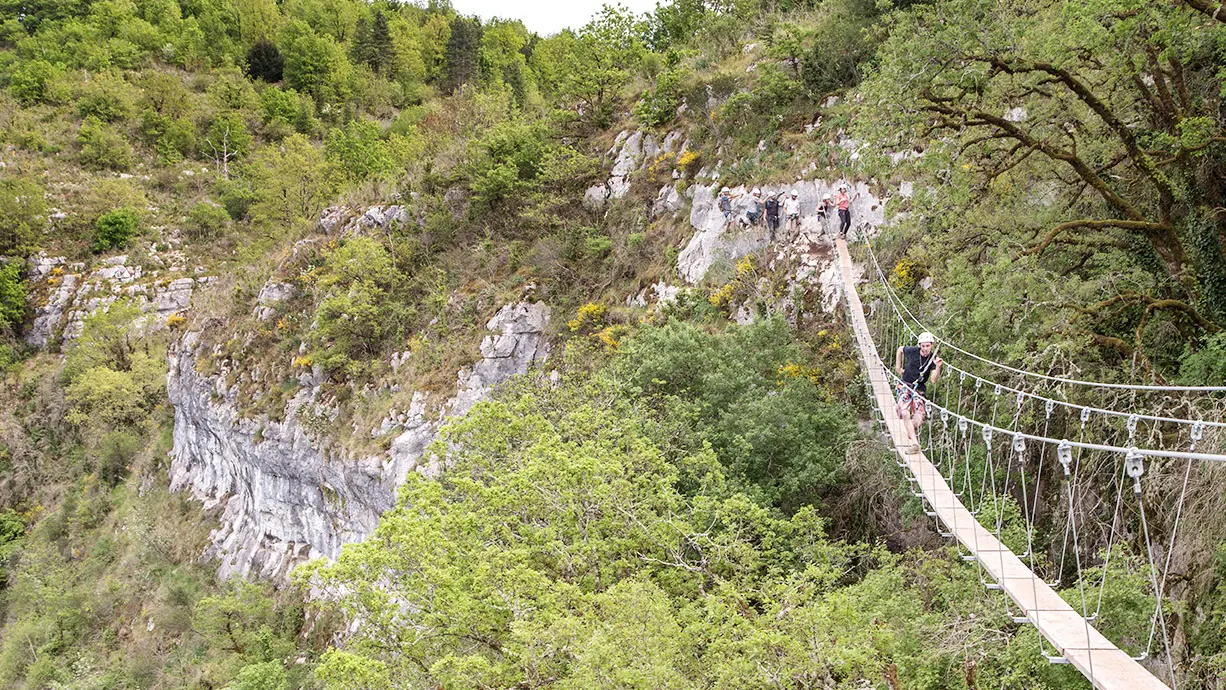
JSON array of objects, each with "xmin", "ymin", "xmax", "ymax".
[
  {"xmin": 351, "ymin": 16, "xmax": 373, "ymax": 70},
  {"xmin": 369, "ymin": 11, "xmax": 394, "ymax": 74},
  {"xmin": 443, "ymin": 16, "xmax": 482, "ymax": 93},
  {"xmin": 245, "ymin": 39, "xmax": 284, "ymax": 82}
]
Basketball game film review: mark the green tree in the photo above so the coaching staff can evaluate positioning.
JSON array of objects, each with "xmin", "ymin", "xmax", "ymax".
[
  {"xmin": 248, "ymin": 134, "xmax": 335, "ymax": 228},
  {"xmin": 246, "ymin": 38, "xmax": 285, "ymax": 82},
  {"xmin": 309, "ymin": 237, "xmax": 405, "ymax": 373},
  {"xmin": 0, "ymin": 174, "xmax": 46, "ymax": 255},
  {"xmin": 860, "ymin": 0, "xmax": 1226, "ymax": 361},
  {"xmin": 324, "ymin": 119, "xmax": 392, "ymax": 181},
  {"xmin": 204, "ymin": 111, "xmax": 254, "ymax": 178},
  {"xmin": 232, "ymin": 661, "xmax": 289, "ymax": 690},
  {"xmin": 8, "ymin": 59, "xmax": 62, "ymax": 105},
  {"xmin": 280, "ymin": 20, "xmax": 354, "ymax": 103},
  {"xmin": 315, "ymin": 650, "xmax": 390, "ymax": 690},
  {"xmin": 77, "ymin": 117, "xmax": 136, "ymax": 171},
  {"xmin": 442, "ymin": 15, "xmax": 481, "ymax": 93},
  {"xmin": 65, "ymin": 299, "xmax": 143, "ymax": 379}
]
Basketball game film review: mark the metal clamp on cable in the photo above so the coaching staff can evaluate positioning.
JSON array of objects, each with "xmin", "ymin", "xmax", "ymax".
[
  {"xmin": 1057, "ymin": 441, "xmax": 1073, "ymax": 476},
  {"xmin": 1126, "ymin": 448, "xmax": 1145, "ymax": 495}
]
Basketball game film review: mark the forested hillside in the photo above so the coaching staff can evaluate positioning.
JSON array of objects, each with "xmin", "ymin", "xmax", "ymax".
[{"xmin": 0, "ymin": 0, "xmax": 1225, "ymax": 688}]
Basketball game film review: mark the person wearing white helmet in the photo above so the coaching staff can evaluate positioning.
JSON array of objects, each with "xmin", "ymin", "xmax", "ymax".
[
  {"xmin": 764, "ymin": 191, "xmax": 781, "ymax": 240},
  {"xmin": 717, "ymin": 186, "xmax": 734, "ymax": 226},
  {"xmin": 817, "ymin": 194, "xmax": 833, "ymax": 234},
  {"xmin": 834, "ymin": 182, "xmax": 858, "ymax": 238},
  {"xmin": 783, "ymin": 189, "xmax": 801, "ymax": 237},
  {"xmin": 743, "ymin": 187, "xmax": 763, "ymax": 227},
  {"xmin": 894, "ymin": 331, "xmax": 943, "ymax": 448}
]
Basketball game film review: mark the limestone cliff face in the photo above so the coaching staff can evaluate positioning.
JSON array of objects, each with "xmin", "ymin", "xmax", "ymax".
[
  {"xmin": 167, "ymin": 300, "xmax": 551, "ymax": 581},
  {"xmin": 26, "ymin": 252, "xmax": 210, "ymax": 347}
]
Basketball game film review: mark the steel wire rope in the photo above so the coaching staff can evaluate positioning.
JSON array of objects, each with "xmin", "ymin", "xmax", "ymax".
[
  {"xmin": 1019, "ymin": 406, "xmax": 1054, "ymax": 658},
  {"xmin": 858, "ymin": 233, "xmax": 1226, "ymax": 393},
  {"xmin": 1059, "ymin": 438, "xmax": 1098, "ymax": 681},
  {"xmin": 869, "ymin": 360, "xmax": 1226, "ymax": 462},
  {"xmin": 939, "ymin": 362, "xmax": 1226, "ymax": 432},
  {"xmin": 1129, "ymin": 452, "xmax": 1178, "ymax": 687},
  {"xmin": 990, "ymin": 393, "xmax": 1028, "ymax": 618},
  {"xmin": 861, "ymin": 248, "xmax": 1226, "ymax": 429},
  {"xmin": 1141, "ymin": 423, "xmax": 1200, "ymax": 664},
  {"xmin": 1093, "ymin": 412, "xmax": 1141, "ymax": 623},
  {"xmin": 1056, "ymin": 411, "xmax": 1091, "ymax": 590}
]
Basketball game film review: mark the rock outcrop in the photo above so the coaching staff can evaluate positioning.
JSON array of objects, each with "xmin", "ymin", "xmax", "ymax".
[
  {"xmin": 586, "ymin": 129, "xmax": 687, "ymax": 206},
  {"xmin": 26, "ymin": 252, "xmax": 210, "ymax": 347},
  {"xmin": 168, "ymin": 299, "xmax": 551, "ymax": 580},
  {"xmin": 677, "ymin": 179, "xmax": 888, "ymax": 284}
]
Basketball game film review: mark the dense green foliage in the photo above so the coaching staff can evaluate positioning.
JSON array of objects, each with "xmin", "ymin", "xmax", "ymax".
[
  {"xmin": 301, "ymin": 331, "xmax": 1087, "ymax": 689},
  {"xmin": 0, "ymin": 0, "xmax": 1224, "ymax": 687}
]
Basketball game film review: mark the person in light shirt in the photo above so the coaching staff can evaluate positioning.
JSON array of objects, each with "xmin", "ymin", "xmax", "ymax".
[{"xmin": 783, "ymin": 190, "xmax": 801, "ymax": 238}]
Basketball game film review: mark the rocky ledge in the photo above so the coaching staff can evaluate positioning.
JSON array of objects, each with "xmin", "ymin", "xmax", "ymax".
[{"xmin": 167, "ymin": 300, "xmax": 550, "ymax": 581}]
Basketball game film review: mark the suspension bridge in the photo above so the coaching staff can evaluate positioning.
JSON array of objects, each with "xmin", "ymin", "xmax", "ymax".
[{"xmin": 832, "ymin": 235, "xmax": 1226, "ymax": 689}]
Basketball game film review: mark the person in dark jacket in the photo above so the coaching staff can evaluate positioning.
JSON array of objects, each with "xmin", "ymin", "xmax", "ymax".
[
  {"xmin": 764, "ymin": 191, "xmax": 781, "ymax": 241},
  {"xmin": 894, "ymin": 331, "xmax": 943, "ymax": 450}
]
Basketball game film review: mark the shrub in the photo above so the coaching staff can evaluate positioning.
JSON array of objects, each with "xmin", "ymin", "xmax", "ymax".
[
  {"xmin": 9, "ymin": 59, "xmax": 61, "ymax": 105},
  {"xmin": 78, "ymin": 117, "xmax": 135, "ymax": 171},
  {"xmin": 93, "ymin": 208, "xmax": 140, "ymax": 252},
  {"xmin": 260, "ymin": 86, "xmax": 299, "ymax": 125},
  {"xmin": 139, "ymin": 111, "xmax": 196, "ymax": 163},
  {"xmin": 233, "ymin": 662, "xmax": 290, "ymax": 690},
  {"xmin": 246, "ymin": 39, "xmax": 285, "ymax": 82},
  {"xmin": 0, "ymin": 262, "xmax": 27, "ymax": 332},
  {"xmin": 184, "ymin": 201, "xmax": 231, "ymax": 240},
  {"xmin": 0, "ymin": 174, "xmax": 46, "ymax": 255},
  {"xmin": 1179, "ymin": 332, "xmax": 1226, "ymax": 386},
  {"xmin": 95, "ymin": 430, "xmax": 140, "ymax": 487},
  {"xmin": 325, "ymin": 119, "xmax": 398, "ymax": 181},
  {"xmin": 634, "ymin": 66, "xmax": 685, "ymax": 127},
  {"xmin": 216, "ymin": 178, "xmax": 258, "ymax": 221},
  {"xmin": 310, "ymin": 238, "xmax": 407, "ymax": 375},
  {"xmin": 76, "ymin": 71, "xmax": 138, "ymax": 122}
]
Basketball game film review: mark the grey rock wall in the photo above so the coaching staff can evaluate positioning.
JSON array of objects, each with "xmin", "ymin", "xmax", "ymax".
[
  {"xmin": 25, "ymin": 252, "xmax": 210, "ymax": 347},
  {"xmin": 167, "ymin": 299, "xmax": 551, "ymax": 580}
]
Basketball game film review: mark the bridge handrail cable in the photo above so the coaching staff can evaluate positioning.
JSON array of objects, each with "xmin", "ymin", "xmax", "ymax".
[{"xmin": 858, "ymin": 235, "xmax": 1226, "ymax": 393}]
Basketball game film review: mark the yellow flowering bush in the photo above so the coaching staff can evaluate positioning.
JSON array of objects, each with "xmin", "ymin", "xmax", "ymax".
[
  {"xmin": 891, "ymin": 257, "xmax": 923, "ymax": 291},
  {"xmin": 568, "ymin": 302, "xmax": 607, "ymax": 333},
  {"xmin": 677, "ymin": 150, "xmax": 701, "ymax": 177},
  {"xmin": 166, "ymin": 313, "xmax": 187, "ymax": 328}
]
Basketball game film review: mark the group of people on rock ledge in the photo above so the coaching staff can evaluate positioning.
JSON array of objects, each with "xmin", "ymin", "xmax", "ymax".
[{"xmin": 716, "ymin": 183, "xmax": 858, "ymax": 242}]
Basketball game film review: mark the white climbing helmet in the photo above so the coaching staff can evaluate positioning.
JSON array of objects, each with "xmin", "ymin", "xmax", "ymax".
[
  {"xmin": 790, "ymin": 189, "xmax": 798, "ymax": 196},
  {"xmin": 839, "ymin": 183, "xmax": 849, "ymax": 190},
  {"xmin": 918, "ymin": 332, "xmax": 936, "ymax": 345},
  {"xmin": 721, "ymin": 186, "xmax": 730, "ymax": 193},
  {"xmin": 751, "ymin": 187, "xmax": 761, "ymax": 196}
]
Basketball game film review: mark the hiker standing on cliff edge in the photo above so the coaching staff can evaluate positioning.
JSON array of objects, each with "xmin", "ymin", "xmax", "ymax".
[{"xmin": 764, "ymin": 191, "xmax": 781, "ymax": 241}]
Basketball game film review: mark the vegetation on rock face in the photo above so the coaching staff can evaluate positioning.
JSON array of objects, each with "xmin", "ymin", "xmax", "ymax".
[{"xmin": 0, "ymin": 0, "xmax": 1224, "ymax": 687}]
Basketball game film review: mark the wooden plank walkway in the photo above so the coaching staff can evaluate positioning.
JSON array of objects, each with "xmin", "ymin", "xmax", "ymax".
[{"xmin": 834, "ymin": 238, "xmax": 1168, "ymax": 690}]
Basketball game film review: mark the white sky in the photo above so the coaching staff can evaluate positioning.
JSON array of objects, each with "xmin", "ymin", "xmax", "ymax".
[{"xmin": 448, "ymin": 0, "xmax": 661, "ymax": 36}]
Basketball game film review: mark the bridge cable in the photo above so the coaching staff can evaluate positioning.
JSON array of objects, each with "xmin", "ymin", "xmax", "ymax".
[{"xmin": 858, "ymin": 234, "xmax": 1226, "ymax": 392}]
